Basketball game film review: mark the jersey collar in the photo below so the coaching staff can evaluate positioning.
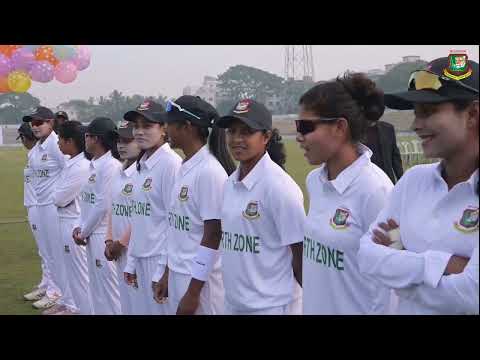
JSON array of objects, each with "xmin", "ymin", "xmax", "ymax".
[
  {"xmin": 39, "ymin": 131, "xmax": 57, "ymax": 150},
  {"xmin": 179, "ymin": 145, "xmax": 209, "ymax": 177},
  {"xmin": 66, "ymin": 152, "xmax": 85, "ymax": 168},
  {"xmin": 139, "ymin": 142, "xmax": 171, "ymax": 171},
  {"xmin": 90, "ymin": 150, "xmax": 112, "ymax": 170},
  {"xmin": 233, "ymin": 151, "xmax": 272, "ymax": 191},
  {"xmin": 318, "ymin": 144, "xmax": 372, "ymax": 195}
]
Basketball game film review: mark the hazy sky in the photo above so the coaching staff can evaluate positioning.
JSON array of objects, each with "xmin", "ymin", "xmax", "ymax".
[{"xmin": 28, "ymin": 45, "xmax": 479, "ymax": 109}]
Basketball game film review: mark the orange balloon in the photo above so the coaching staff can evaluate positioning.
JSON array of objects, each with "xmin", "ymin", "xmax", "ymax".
[
  {"xmin": 0, "ymin": 45, "xmax": 21, "ymax": 58},
  {"xmin": 34, "ymin": 46, "xmax": 59, "ymax": 67},
  {"xmin": 0, "ymin": 76, "xmax": 11, "ymax": 93}
]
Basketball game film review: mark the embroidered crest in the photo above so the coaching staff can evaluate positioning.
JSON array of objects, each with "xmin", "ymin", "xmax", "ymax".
[
  {"xmin": 32, "ymin": 224, "xmax": 37, "ymax": 231},
  {"xmin": 137, "ymin": 101, "xmax": 150, "ymax": 111},
  {"xmin": 41, "ymin": 154, "xmax": 48, "ymax": 161},
  {"xmin": 233, "ymin": 99, "xmax": 252, "ymax": 114},
  {"xmin": 330, "ymin": 207, "xmax": 350, "ymax": 230},
  {"xmin": 454, "ymin": 206, "xmax": 479, "ymax": 233},
  {"xmin": 119, "ymin": 120, "xmax": 129, "ymax": 129},
  {"xmin": 443, "ymin": 50, "xmax": 473, "ymax": 81},
  {"xmin": 142, "ymin": 177, "xmax": 153, "ymax": 192},
  {"xmin": 64, "ymin": 245, "xmax": 70, "ymax": 253},
  {"xmin": 122, "ymin": 183, "xmax": 133, "ymax": 196},
  {"xmin": 88, "ymin": 174, "xmax": 96, "ymax": 184},
  {"xmin": 179, "ymin": 186, "xmax": 189, "ymax": 201},
  {"xmin": 242, "ymin": 201, "xmax": 260, "ymax": 220},
  {"xmin": 95, "ymin": 259, "xmax": 103, "ymax": 268}
]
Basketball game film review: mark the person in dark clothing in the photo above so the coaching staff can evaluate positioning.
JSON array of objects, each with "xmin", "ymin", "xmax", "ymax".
[{"xmin": 364, "ymin": 120, "xmax": 404, "ymax": 184}]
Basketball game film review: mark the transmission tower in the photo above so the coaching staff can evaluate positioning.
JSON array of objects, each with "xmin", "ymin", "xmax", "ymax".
[{"xmin": 284, "ymin": 45, "xmax": 315, "ymax": 81}]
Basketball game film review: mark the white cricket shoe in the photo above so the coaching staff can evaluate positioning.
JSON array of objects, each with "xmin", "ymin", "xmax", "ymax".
[
  {"xmin": 24, "ymin": 288, "xmax": 46, "ymax": 301},
  {"xmin": 32, "ymin": 295, "xmax": 59, "ymax": 310},
  {"xmin": 42, "ymin": 304, "xmax": 67, "ymax": 315}
]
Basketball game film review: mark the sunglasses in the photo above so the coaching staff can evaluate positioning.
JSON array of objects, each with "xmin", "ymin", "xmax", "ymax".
[
  {"xmin": 295, "ymin": 117, "xmax": 338, "ymax": 135},
  {"xmin": 166, "ymin": 99, "xmax": 201, "ymax": 120},
  {"xmin": 31, "ymin": 119, "xmax": 47, "ymax": 127},
  {"xmin": 408, "ymin": 70, "xmax": 479, "ymax": 94}
]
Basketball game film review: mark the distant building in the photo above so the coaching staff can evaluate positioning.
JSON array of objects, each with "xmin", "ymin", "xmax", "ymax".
[
  {"xmin": 182, "ymin": 76, "xmax": 218, "ymax": 106},
  {"xmin": 367, "ymin": 68, "xmax": 385, "ymax": 76},
  {"xmin": 402, "ymin": 55, "xmax": 421, "ymax": 63},
  {"xmin": 385, "ymin": 63, "xmax": 398, "ymax": 72}
]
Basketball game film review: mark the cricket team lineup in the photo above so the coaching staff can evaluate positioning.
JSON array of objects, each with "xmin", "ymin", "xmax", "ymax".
[{"xmin": 17, "ymin": 55, "xmax": 479, "ymax": 315}]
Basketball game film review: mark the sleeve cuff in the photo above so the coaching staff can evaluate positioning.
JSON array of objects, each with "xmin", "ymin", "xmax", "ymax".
[
  {"xmin": 423, "ymin": 250, "xmax": 452, "ymax": 288},
  {"xmin": 151, "ymin": 265, "xmax": 166, "ymax": 283},
  {"xmin": 124, "ymin": 257, "xmax": 136, "ymax": 274}
]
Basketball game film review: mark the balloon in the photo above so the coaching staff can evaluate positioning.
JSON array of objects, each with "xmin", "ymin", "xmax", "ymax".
[
  {"xmin": 11, "ymin": 48, "xmax": 35, "ymax": 72},
  {"xmin": 0, "ymin": 45, "xmax": 21, "ymax": 57},
  {"xmin": 72, "ymin": 45, "xmax": 90, "ymax": 71},
  {"xmin": 0, "ymin": 54, "xmax": 12, "ymax": 77},
  {"xmin": 55, "ymin": 61, "xmax": 77, "ymax": 83},
  {"xmin": 29, "ymin": 60, "xmax": 54, "ymax": 83},
  {"xmin": 24, "ymin": 45, "xmax": 41, "ymax": 52},
  {"xmin": 53, "ymin": 45, "xmax": 77, "ymax": 61},
  {"xmin": 35, "ymin": 46, "xmax": 59, "ymax": 67},
  {"xmin": 0, "ymin": 76, "xmax": 11, "ymax": 93},
  {"xmin": 7, "ymin": 70, "xmax": 31, "ymax": 93}
]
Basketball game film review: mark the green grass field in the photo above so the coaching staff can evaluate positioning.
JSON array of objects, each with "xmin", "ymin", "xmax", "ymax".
[{"xmin": 0, "ymin": 140, "xmax": 428, "ymax": 315}]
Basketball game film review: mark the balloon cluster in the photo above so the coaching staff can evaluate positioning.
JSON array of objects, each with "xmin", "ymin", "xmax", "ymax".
[{"xmin": 0, "ymin": 45, "xmax": 91, "ymax": 93}]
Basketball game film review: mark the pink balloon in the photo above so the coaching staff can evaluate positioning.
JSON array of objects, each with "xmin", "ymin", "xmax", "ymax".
[
  {"xmin": 11, "ymin": 48, "xmax": 35, "ymax": 72},
  {"xmin": 72, "ymin": 45, "xmax": 91, "ymax": 71},
  {"xmin": 29, "ymin": 60, "xmax": 54, "ymax": 83},
  {"xmin": 0, "ymin": 54, "xmax": 12, "ymax": 77},
  {"xmin": 54, "ymin": 61, "xmax": 78, "ymax": 83}
]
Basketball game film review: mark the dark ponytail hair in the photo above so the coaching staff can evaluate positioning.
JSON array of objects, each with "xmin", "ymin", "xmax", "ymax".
[
  {"xmin": 58, "ymin": 121, "xmax": 92, "ymax": 160},
  {"xmin": 98, "ymin": 131, "xmax": 120, "ymax": 160},
  {"xmin": 299, "ymin": 72, "xmax": 385, "ymax": 143},
  {"xmin": 265, "ymin": 128, "xmax": 286, "ymax": 170},
  {"xmin": 208, "ymin": 120, "xmax": 236, "ymax": 176}
]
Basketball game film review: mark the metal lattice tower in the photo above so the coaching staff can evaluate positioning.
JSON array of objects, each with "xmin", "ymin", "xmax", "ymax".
[{"xmin": 284, "ymin": 45, "xmax": 315, "ymax": 81}]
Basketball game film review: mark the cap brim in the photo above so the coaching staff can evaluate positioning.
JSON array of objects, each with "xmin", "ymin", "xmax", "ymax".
[
  {"xmin": 124, "ymin": 110, "xmax": 165, "ymax": 123},
  {"xmin": 384, "ymin": 90, "xmax": 454, "ymax": 110},
  {"xmin": 164, "ymin": 111, "xmax": 186, "ymax": 124},
  {"xmin": 23, "ymin": 115, "xmax": 44, "ymax": 122},
  {"xmin": 216, "ymin": 115, "xmax": 266, "ymax": 130},
  {"xmin": 118, "ymin": 128, "xmax": 134, "ymax": 139}
]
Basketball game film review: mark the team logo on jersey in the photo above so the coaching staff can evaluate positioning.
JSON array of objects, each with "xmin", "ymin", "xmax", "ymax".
[
  {"xmin": 41, "ymin": 154, "xmax": 48, "ymax": 161},
  {"xmin": 233, "ymin": 99, "xmax": 252, "ymax": 114},
  {"xmin": 444, "ymin": 50, "xmax": 473, "ymax": 81},
  {"xmin": 88, "ymin": 174, "xmax": 96, "ymax": 184},
  {"xmin": 330, "ymin": 207, "xmax": 350, "ymax": 230},
  {"xmin": 64, "ymin": 245, "xmax": 70, "ymax": 253},
  {"xmin": 95, "ymin": 259, "xmax": 103, "ymax": 268},
  {"xmin": 122, "ymin": 183, "xmax": 133, "ymax": 196},
  {"xmin": 179, "ymin": 186, "xmax": 189, "ymax": 201},
  {"xmin": 25, "ymin": 175, "xmax": 31, "ymax": 183},
  {"xmin": 242, "ymin": 201, "xmax": 260, "ymax": 220},
  {"xmin": 454, "ymin": 206, "xmax": 479, "ymax": 233},
  {"xmin": 32, "ymin": 224, "xmax": 37, "ymax": 231},
  {"xmin": 142, "ymin": 177, "xmax": 153, "ymax": 192}
]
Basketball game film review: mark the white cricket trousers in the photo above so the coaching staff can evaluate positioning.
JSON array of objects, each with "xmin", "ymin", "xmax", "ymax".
[
  {"xmin": 36, "ymin": 204, "xmax": 65, "ymax": 299},
  {"xmin": 86, "ymin": 232, "xmax": 121, "ymax": 315},
  {"xmin": 224, "ymin": 281, "xmax": 303, "ymax": 315},
  {"xmin": 130, "ymin": 256, "xmax": 168, "ymax": 315},
  {"xmin": 26, "ymin": 206, "xmax": 49, "ymax": 291},
  {"xmin": 59, "ymin": 217, "xmax": 92, "ymax": 315},
  {"xmin": 115, "ymin": 249, "xmax": 135, "ymax": 315},
  {"xmin": 168, "ymin": 268, "xmax": 225, "ymax": 315}
]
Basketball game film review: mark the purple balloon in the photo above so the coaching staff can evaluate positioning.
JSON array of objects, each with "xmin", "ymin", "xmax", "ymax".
[
  {"xmin": 11, "ymin": 48, "xmax": 35, "ymax": 72},
  {"xmin": 72, "ymin": 45, "xmax": 91, "ymax": 71},
  {"xmin": 0, "ymin": 54, "xmax": 12, "ymax": 77},
  {"xmin": 29, "ymin": 60, "xmax": 54, "ymax": 83}
]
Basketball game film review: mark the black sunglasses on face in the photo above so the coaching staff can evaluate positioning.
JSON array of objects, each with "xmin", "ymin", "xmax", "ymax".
[{"xmin": 295, "ymin": 117, "xmax": 338, "ymax": 135}]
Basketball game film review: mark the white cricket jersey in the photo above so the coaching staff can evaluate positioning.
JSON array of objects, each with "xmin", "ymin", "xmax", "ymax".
[
  {"xmin": 111, "ymin": 163, "xmax": 137, "ymax": 241},
  {"xmin": 24, "ymin": 148, "xmax": 36, "ymax": 208},
  {"xmin": 53, "ymin": 152, "xmax": 90, "ymax": 218},
  {"xmin": 79, "ymin": 151, "xmax": 122, "ymax": 237},
  {"xmin": 358, "ymin": 163, "xmax": 479, "ymax": 315},
  {"xmin": 303, "ymin": 145, "xmax": 394, "ymax": 315},
  {"xmin": 126, "ymin": 143, "xmax": 182, "ymax": 266},
  {"xmin": 29, "ymin": 131, "xmax": 68, "ymax": 206},
  {"xmin": 167, "ymin": 145, "xmax": 228, "ymax": 276},
  {"xmin": 220, "ymin": 152, "xmax": 306, "ymax": 312}
]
